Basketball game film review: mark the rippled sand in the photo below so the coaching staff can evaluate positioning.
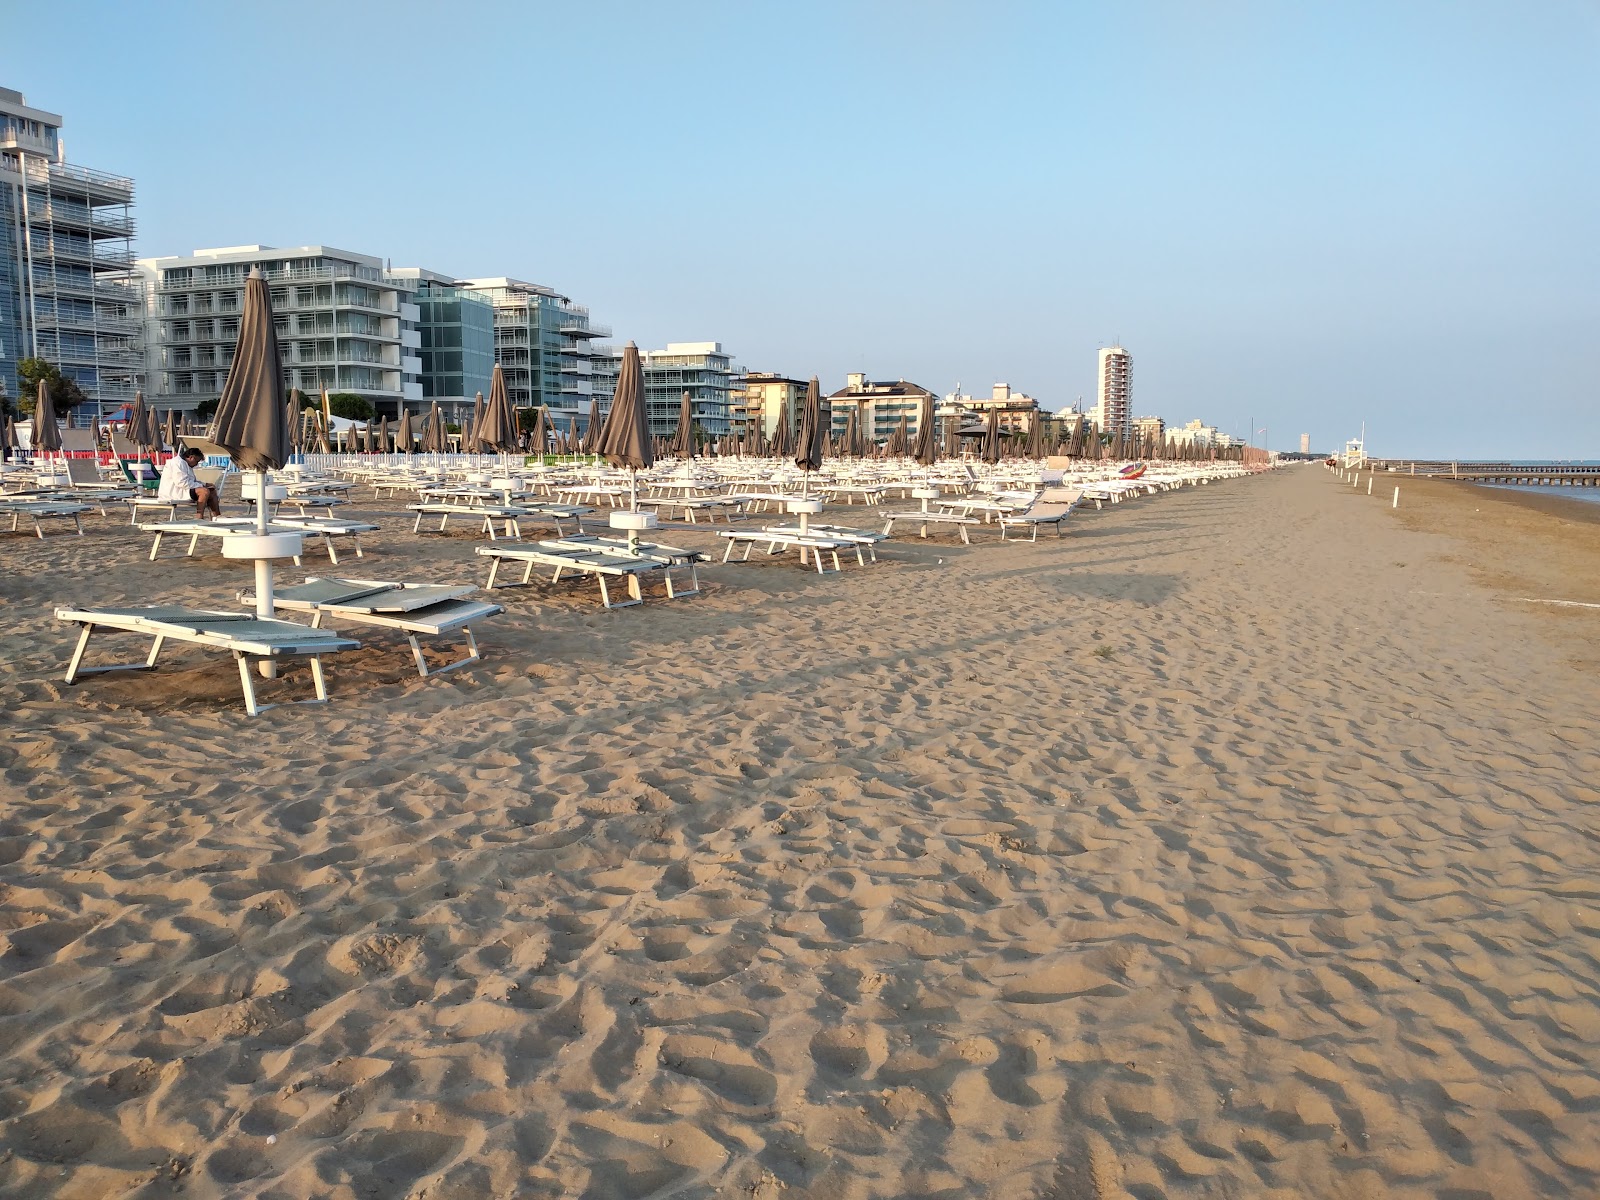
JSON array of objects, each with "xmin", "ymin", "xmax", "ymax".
[{"xmin": 0, "ymin": 468, "xmax": 1596, "ymax": 1198}]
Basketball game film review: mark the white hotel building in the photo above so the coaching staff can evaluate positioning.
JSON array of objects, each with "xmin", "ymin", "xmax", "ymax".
[
  {"xmin": 1090, "ymin": 345, "xmax": 1132, "ymax": 439},
  {"xmin": 135, "ymin": 245, "xmax": 423, "ymax": 418}
]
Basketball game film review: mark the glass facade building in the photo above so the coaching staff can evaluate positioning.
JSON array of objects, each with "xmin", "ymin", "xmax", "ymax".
[
  {"xmin": 455, "ymin": 277, "xmax": 610, "ymax": 436},
  {"xmin": 593, "ymin": 342, "xmax": 744, "ymax": 438},
  {"xmin": 1, "ymin": 87, "xmax": 142, "ymax": 422},
  {"xmin": 414, "ymin": 282, "xmax": 494, "ymax": 419}
]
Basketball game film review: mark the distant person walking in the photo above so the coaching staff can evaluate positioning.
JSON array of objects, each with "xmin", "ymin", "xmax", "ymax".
[{"xmin": 158, "ymin": 446, "xmax": 221, "ymax": 518}]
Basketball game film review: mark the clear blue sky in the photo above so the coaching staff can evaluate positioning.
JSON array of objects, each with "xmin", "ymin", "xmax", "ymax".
[{"xmin": 10, "ymin": 0, "xmax": 1597, "ymax": 457}]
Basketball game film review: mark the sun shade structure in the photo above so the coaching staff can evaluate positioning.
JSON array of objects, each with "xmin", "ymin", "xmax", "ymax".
[
  {"xmin": 592, "ymin": 341, "xmax": 653, "ymax": 507},
  {"xmin": 480, "ymin": 364, "xmax": 520, "ymax": 453},
  {"xmin": 213, "ymin": 270, "xmax": 290, "ymax": 472},
  {"xmin": 981, "ymin": 407, "xmax": 1002, "ymax": 464},
  {"xmin": 669, "ymin": 390, "xmax": 696, "ymax": 458},
  {"xmin": 467, "ymin": 391, "xmax": 485, "ymax": 453},
  {"xmin": 795, "ymin": 376, "xmax": 825, "ymax": 474},
  {"xmin": 770, "ymin": 397, "xmax": 794, "ymax": 459},
  {"xmin": 911, "ymin": 392, "xmax": 937, "ymax": 466},
  {"xmin": 33, "ymin": 378, "xmax": 62, "ymax": 453},
  {"xmin": 209, "ymin": 266, "xmax": 297, "ymax": 625}
]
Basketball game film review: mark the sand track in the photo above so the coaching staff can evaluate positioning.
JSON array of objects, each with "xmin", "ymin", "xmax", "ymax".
[{"xmin": 0, "ymin": 468, "xmax": 1596, "ymax": 1198}]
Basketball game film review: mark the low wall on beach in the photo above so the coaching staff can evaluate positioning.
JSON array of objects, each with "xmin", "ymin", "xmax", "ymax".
[{"xmin": 1369, "ymin": 460, "xmax": 1600, "ymax": 487}]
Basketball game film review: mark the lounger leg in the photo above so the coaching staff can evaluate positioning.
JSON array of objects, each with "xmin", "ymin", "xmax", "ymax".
[
  {"xmin": 408, "ymin": 634, "xmax": 430, "ymax": 677},
  {"xmin": 64, "ymin": 625, "xmax": 93, "ymax": 683},
  {"xmin": 146, "ymin": 636, "xmax": 165, "ymax": 668},
  {"xmin": 309, "ymin": 655, "xmax": 329, "ymax": 702},
  {"xmin": 597, "ymin": 574, "xmax": 612, "ymax": 608},
  {"xmin": 187, "ymin": 533, "xmax": 200, "ymax": 557},
  {"xmin": 74, "ymin": 514, "xmax": 83, "ymax": 536},
  {"xmin": 830, "ymin": 550, "xmax": 842, "ymax": 572},
  {"xmin": 959, "ymin": 524, "xmax": 970, "ymax": 545},
  {"xmin": 325, "ymin": 535, "xmax": 339, "ymax": 565},
  {"xmin": 413, "ymin": 510, "xmax": 424, "ymax": 533},
  {"xmin": 482, "ymin": 516, "xmax": 496, "ymax": 541},
  {"xmin": 485, "ymin": 557, "xmax": 502, "ymax": 588},
  {"xmin": 722, "ymin": 539, "xmax": 736, "ymax": 563},
  {"xmin": 236, "ymin": 652, "xmax": 261, "ymax": 717},
  {"xmin": 664, "ymin": 567, "xmax": 676, "ymax": 598},
  {"xmin": 628, "ymin": 574, "xmax": 643, "ymax": 603},
  {"xmin": 149, "ymin": 531, "xmax": 163, "ymax": 561},
  {"xmin": 522, "ymin": 560, "xmax": 534, "ymax": 584},
  {"xmin": 352, "ymin": 536, "xmax": 364, "ymax": 558}
]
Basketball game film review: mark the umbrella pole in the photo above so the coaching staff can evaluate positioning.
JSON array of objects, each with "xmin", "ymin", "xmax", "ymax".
[{"xmin": 253, "ymin": 467, "xmax": 279, "ymax": 676}]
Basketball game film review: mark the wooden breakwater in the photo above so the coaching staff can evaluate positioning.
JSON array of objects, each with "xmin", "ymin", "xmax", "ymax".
[{"xmin": 1368, "ymin": 461, "xmax": 1600, "ymax": 488}]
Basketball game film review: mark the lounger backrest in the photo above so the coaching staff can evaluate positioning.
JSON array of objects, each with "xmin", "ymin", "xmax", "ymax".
[
  {"xmin": 1040, "ymin": 487, "xmax": 1083, "ymax": 505},
  {"xmin": 66, "ymin": 459, "xmax": 101, "ymax": 485}
]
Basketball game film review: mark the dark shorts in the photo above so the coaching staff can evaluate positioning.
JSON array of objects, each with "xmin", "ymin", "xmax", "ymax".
[{"xmin": 189, "ymin": 487, "xmax": 211, "ymax": 501}]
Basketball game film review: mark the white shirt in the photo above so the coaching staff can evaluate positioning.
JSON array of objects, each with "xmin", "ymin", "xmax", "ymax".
[{"xmin": 157, "ymin": 455, "xmax": 200, "ymax": 502}]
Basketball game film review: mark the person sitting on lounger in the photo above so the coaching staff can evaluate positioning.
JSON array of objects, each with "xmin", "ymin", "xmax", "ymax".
[{"xmin": 158, "ymin": 447, "xmax": 221, "ymax": 518}]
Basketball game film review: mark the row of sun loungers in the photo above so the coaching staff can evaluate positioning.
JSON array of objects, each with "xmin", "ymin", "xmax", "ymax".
[{"xmin": 478, "ymin": 536, "xmax": 704, "ymax": 609}]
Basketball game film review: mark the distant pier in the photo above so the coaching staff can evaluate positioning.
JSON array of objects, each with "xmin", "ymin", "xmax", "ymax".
[{"xmin": 1369, "ymin": 461, "xmax": 1600, "ymax": 488}]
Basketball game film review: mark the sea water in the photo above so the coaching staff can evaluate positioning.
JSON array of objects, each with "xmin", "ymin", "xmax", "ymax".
[{"xmin": 1481, "ymin": 483, "xmax": 1600, "ymax": 507}]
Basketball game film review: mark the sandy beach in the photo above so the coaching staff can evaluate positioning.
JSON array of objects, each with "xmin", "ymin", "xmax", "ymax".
[{"xmin": 1, "ymin": 466, "xmax": 1597, "ymax": 1199}]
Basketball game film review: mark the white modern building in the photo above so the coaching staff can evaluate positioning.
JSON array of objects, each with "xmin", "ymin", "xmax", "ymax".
[
  {"xmin": 455, "ymin": 277, "xmax": 609, "ymax": 436},
  {"xmin": 1091, "ymin": 346, "xmax": 1132, "ymax": 438},
  {"xmin": 1, "ymin": 86, "xmax": 142, "ymax": 421},
  {"xmin": 592, "ymin": 341, "xmax": 743, "ymax": 439},
  {"xmin": 135, "ymin": 245, "xmax": 422, "ymax": 418},
  {"xmin": 938, "ymin": 381, "xmax": 1041, "ymax": 434},
  {"xmin": 828, "ymin": 372, "xmax": 937, "ymax": 443}
]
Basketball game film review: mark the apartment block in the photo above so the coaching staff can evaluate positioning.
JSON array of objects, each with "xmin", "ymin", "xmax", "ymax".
[
  {"xmin": 136, "ymin": 245, "xmax": 422, "ymax": 419},
  {"xmin": 455, "ymin": 278, "xmax": 609, "ymax": 436},
  {"xmin": 828, "ymin": 373, "xmax": 937, "ymax": 443},
  {"xmin": 1092, "ymin": 346, "xmax": 1133, "ymax": 438},
  {"xmin": 590, "ymin": 342, "xmax": 742, "ymax": 439},
  {"xmin": 0, "ymin": 86, "xmax": 142, "ymax": 421},
  {"xmin": 1132, "ymin": 415, "xmax": 1165, "ymax": 444},
  {"xmin": 937, "ymin": 382, "xmax": 1040, "ymax": 434},
  {"xmin": 739, "ymin": 372, "xmax": 816, "ymax": 441}
]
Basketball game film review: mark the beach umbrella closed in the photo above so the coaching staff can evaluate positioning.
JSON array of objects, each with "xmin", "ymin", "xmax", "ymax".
[
  {"xmin": 888, "ymin": 415, "xmax": 909, "ymax": 458},
  {"xmin": 467, "ymin": 391, "xmax": 485, "ymax": 453},
  {"xmin": 377, "ymin": 413, "xmax": 390, "ymax": 454},
  {"xmin": 583, "ymin": 399, "xmax": 600, "ymax": 453},
  {"xmin": 981, "ymin": 407, "xmax": 1001, "ymax": 464},
  {"xmin": 529, "ymin": 406, "xmax": 548, "ymax": 457},
  {"xmin": 480, "ymin": 365, "xmax": 519, "ymax": 453},
  {"xmin": 670, "ymin": 390, "xmax": 696, "ymax": 458},
  {"xmin": 287, "ymin": 390, "xmax": 305, "ymax": 452},
  {"xmin": 210, "ymin": 266, "xmax": 291, "ymax": 619},
  {"xmin": 770, "ymin": 397, "xmax": 793, "ymax": 458},
  {"xmin": 1027, "ymin": 412, "xmax": 1044, "ymax": 459},
  {"xmin": 840, "ymin": 407, "xmax": 858, "ymax": 458},
  {"xmin": 212, "ymin": 270, "xmax": 289, "ymax": 474},
  {"xmin": 126, "ymin": 389, "xmax": 150, "ymax": 455},
  {"xmin": 33, "ymin": 378, "xmax": 62, "ymax": 454},
  {"xmin": 90, "ymin": 414, "xmax": 103, "ymax": 455},
  {"xmin": 592, "ymin": 341, "xmax": 653, "ymax": 507},
  {"xmin": 397, "ymin": 407, "xmax": 413, "ymax": 453},
  {"xmin": 163, "ymin": 407, "xmax": 178, "ymax": 454},
  {"xmin": 911, "ymin": 392, "xmax": 937, "ymax": 466},
  {"xmin": 943, "ymin": 414, "xmax": 960, "ymax": 460},
  {"xmin": 795, "ymin": 375, "xmax": 825, "ymax": 480}
]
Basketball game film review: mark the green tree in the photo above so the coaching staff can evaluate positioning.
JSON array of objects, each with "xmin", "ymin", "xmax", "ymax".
[
  {"xmin": 16, "ymin": 358, "xmax": 88, "ymax": 416},
  {"xmin": 195, "ymin": 397, "xmax": 221, "ymax": 422},
  {"xmin": 326, "ymin": 393, "xmax": 374, "ymax": 422}
]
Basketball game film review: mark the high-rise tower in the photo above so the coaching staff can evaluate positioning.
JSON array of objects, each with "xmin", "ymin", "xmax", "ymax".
[{"xmin": 1092, "ymin": 345, "xmax": 1132, "ymax": 439}]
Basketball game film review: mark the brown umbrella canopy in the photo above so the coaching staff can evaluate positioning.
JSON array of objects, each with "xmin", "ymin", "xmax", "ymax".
[
  {"xmin": 212, "ymin": 268, "xmax": 289, "ymax": 471},
  {"xmin": 1027, "ymin": 412, "xmax": 1044, "ymax": 459},
  {"xmin": 794, "ymin": 376, "xmax": 824, "ymax": 473},
  {"xmin": 397, "ymin": 407, "xmax": 414, "ymax": 452},
  {"xmin": 480, "ymin": 365, "xmax": 520, "ymax": 452},
  {"xmin": 33, "ymin": 378, "xmax": 62, "ymax": 452},
  {"xmin": 669, "ymin": 390, "xmax": 696, "ymax": 458},
  {"xmin": 841, "ymin": 406, "xmax": 859, "ymax": 458},
  {"xmin": 770, "ymin": 397, "xmax": 794, "ymax": 458},
  {"xmin": 163, "ymin": 407, "xmax": 178, "ymax": 453},
  {"xmin": 529, "ymin": 406, "xmax": 548, "ymax": 456},
  {"xmin": 468, "ymin": 391, "xmax": 485, "ymax": 453},
  {"xmin": 593, "ymin": 342, "xmax": 653, "ymax": 472},
  {"xmin": 378, "ymin": 413, "xmax": 390, "ymax": 454},
  {"xmin": 911, "ymin": 392, "xmax": 937, "ymax": 466},
  {"xmin": 980, "ymin": 407, "xmax": 1001, "ymax": 464},
  {"xmin": 126, "ymin": 389, "xmax": 150, "ymax": 452}
]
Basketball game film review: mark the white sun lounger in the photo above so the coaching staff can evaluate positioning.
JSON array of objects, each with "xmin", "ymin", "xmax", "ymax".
[
  {"xmin": 637, "ymin": 495, "xmax": 743, "ymax": 523},
  {"xmin": 718, "ymin": 529, "xmax": 855, "ymax": 574},
  {"xmin": 55, "ymin": 605, "xmax": 360, "ymax": 716},
  {"xmin": 759, "ymin": 522, "xmax": 886, "ymax": 563},
  {"xmin": 141, "ymin": 516, "xmax": 378, "ymax": 565},
  {"xmin": 997, "ymin": 487, "xmax": 1084, "ymax": 541},
  {"xmin": 408, "ymin": 502, "xmax": 586, "ymax": 541},
  {"xmin": 0, "ymin": 499, "xmax": 91, "ymax": 537},
  {"xmin": 476, "ymin": 542, "xmax": 698, "ymax": 608},
  {"xmin": 251, "ymin": 577, "xmax": 504, "ymax": 677},
  {"xmin": 879, "ymin": 509, "xmax": 981, "ymax": 544}
]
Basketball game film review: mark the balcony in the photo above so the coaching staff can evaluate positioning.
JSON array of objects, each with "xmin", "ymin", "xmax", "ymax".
[{"xmin": 561, "ymin": 321, "xmax": 611, "ymax": 339}]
